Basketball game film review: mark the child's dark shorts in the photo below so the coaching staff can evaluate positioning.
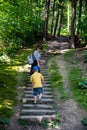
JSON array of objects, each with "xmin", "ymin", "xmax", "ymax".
[{"xmin": 33, "ymin": 87, "xmax": 43, "ymax": 96}]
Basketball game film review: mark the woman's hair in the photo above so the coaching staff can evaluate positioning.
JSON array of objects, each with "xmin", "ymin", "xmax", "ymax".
[{"xmin": 36, "ymin": 45, "xmax": 43, "ymax": 50}]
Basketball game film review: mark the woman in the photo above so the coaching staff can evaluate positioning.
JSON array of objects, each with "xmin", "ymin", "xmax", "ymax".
[{"xmin": 30, "ymin": 45, "xmax": 42, "ymax": 75}]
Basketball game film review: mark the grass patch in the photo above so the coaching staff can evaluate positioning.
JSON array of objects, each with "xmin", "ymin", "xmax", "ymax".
[
  {"xmin": 83, "ymin": 50, "xmax": 87, "ymax": 62},
  {"xmin": 47, "ymin": 57, "xmax": 68, "ymax": 101},
  {"xmin": 64, "ymin": 50, "xmax": 80, "ymax": 64},
  {"xmin": 69, "ymin": 67, "xmax": 87, "ymax": 109},
  {"xmin": 64, "ymin": 50, "xmax": 74, "ymax": 61},
  {"xmin": 64, "ymin": 50, "xmax": 87, "ymax": 110},
  {"xmin": 18, "ymin": 119, "xmax": 30, "ymax": 127}
]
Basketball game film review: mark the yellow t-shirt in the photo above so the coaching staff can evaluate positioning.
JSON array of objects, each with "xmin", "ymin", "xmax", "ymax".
[{"xmin": 30, "ymin": 72, "xmax": 44, "ymax": 88}]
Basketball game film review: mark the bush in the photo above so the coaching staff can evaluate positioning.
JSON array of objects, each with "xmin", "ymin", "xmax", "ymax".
[
  {"xmin": 82, "ymin": 116, "xmax": 87, "ymax": 127},
  {"xmin": 0, "ymin": 117, "xmax": 9, "ymax": 130},
  {"xmin": 78, "ymin": 78, "xmax": 87, "ymax": 89},
  {"xmin": 83, "ymin": 51, "xmax": 87, "ymax": 62},
  {"xmin": 0, "ymin": 54, "xmax": 10, "ymax": 63}
]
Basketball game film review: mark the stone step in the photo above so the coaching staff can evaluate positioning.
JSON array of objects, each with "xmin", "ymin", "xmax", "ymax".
[
  {"xmin": 25, "ymin": 87, "xmax": 51, "ymax": 91},
  {"xmin": 43, "ymin": 75, "xmax": 49, "ymax": 78},
  {"xmin": 21, "ymin": 109, "xmax": 55, "ymax": 115},
  {"xmin": 22, "ymin": 98, "xmax": 53, "ymax": 103},
  {"xmin": 44, "ymin": 81, "xmax": 50, "ymax": 83},
  {"xmin": 44, "ymin": 78, "xmax": 49, "ymax": 81},
  {"xmin": 40, "ymin": 56, "xmax": 47, "ymax": 58},
  {"xmin": 40, "ymin": 70, "xmax": 47, "ymax": 73},
  {"xmin": 40, "ymin": 64, "xmax": 47, "ymax": 66},
  {"xmin": 24, "ymin": 94, "xmax": 53, "ymax": 98},
  {"xmin": 27, "ymin": 83, "xmax": 51, "ymax": 87},
  {"xmin": 40, "ymin": 68, "xmax": 47, "ymax": 70},
  {"xmin": 41, "ymin": 72, "xmax": 48, "ymax": 75},
  {"xmin": 40, "ymin": 62, "xmax": 47, "ymax": 64},
  {"xmin": 19, "ymin": 53, "xmax": 56, "ymax": 122},
  {"xmin": 24, "ymin": 90, "xmax": 52, "ymax": 95},
  {"xmin": 22, "ymin": 104, "xmax": 53, "ymax": 109},
  {"xmin": 33, "ymin": 80, "xmax": 49, "ymax": 84},
  {"xmin": 41, "ymin": 68, "xmax": 47, "ymax": 70},
  {"xmin": 20, "ymin": 115, "xmax": 56, "ymax": 122},
  {"xmin": 43, "ymin": 83, "xmax": 50, "ymax": 86}
]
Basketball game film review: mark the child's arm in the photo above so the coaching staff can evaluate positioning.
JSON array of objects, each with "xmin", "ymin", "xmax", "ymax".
[
  {"xmin": 41, "ymin": 75, "xmax": 44, "ymax": 83},
  {"xmin": 30, "ymin": 76, "xmax": 33, "ymax": 88}
]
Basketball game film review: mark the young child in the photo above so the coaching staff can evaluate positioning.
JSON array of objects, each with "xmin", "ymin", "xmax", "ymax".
[{"xmin": 30, "ymin": 66, "xmax": 44, "ymax": 106}]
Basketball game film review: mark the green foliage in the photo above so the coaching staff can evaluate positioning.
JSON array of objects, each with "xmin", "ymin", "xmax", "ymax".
[
  {"xmin": 40, "ymin": 113, "xmax": 61, "ymax": 129},
  {"xmin": 64, "ymin": 50, "xmax": 74, "ymax": 61},
  {"xmin": 78, "ymin": 78, "xmax": 87, "ymax": 89},
  {"xmin": 18, "ymin": 119, "xmax": 30, "ymax": 127},
  {"xmin": 82, "ymin": 116, "xmax": 87, "ymax": 127},
  {"xmin": 0, "ymin": 71, "xmax": 17, "ymax": 118},
  {"xmin": 0, "ymin": 54, "xmax": 10, "ymax": 63},
  {"xmin": 48, "ymin": 57, "xmax": 68, "ymax": 100},
  {"xmin": 0, "ymin": 117, "xmax": 9, "ymax": 130},
  {"xmin": 40, "ymin": 119, "xmax": 49, "ymax": 128},
  {"xmin": 0, "ymin": 47, "xmax": 32, "ymax": 120},
  {"xmin": 0, "ymin": 0, "xmax": 87, "ymax": 53},
  {"xmin": 83, "ymin": 51, "xmax": 87, "ymax": 62},
  {"xmin": 0, "ymin": 0, "xmax": 44, "ymax": 50},
  {"xmin": 68, "ymin": 66, "xmax": 87, "ymax": 109},
  {"xmin": 80, "ymin": 10, "xmax": 87, "ymax": 44},
  {"xmin": 64, "ymin": 49, "xmax": 87, "ymax": 109}
]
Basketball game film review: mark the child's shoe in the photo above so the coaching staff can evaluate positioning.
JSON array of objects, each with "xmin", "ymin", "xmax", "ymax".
[
  {"xmin": 38, "ymin": 97, "xmax": 42, "ymax": 103},
  {"xmin": 33, "ymin": 101, "xmax": 37, "ymax": 107}
]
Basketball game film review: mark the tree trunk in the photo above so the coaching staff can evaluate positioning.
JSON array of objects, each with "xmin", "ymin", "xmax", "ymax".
[
  {"xmin": 43, "ymin": 0, "xmax": 50, "ymax": 41},
  {"xmin": 70, "ymin": 0, "xmax": 77, "ymax": 48},
  {"xmin": 67, "ymin": 1, "xmax": 70, "ymax": 32},
  {"xmin": 57, "ymin": 2, "xmax": 64, "ymax": 36},
  {"xmin": 53, "ymin": 7, "xmax": 59, "ymax": 37},
  {"xmin": 50, "ymin": 0, "xmax": 56, "ymax": 35},
  {"xmin": 36, "ymin": 0, "xmax": 42, "ymax": 32},
  {"xmin": 77, "ymin": 0, "xmax": 83, "ymax": 35}
]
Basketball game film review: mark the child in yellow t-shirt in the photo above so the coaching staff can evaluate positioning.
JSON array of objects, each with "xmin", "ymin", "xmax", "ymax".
[{"xmin": 30, "ymin": 66, "xmax": 44, "ymax": 106}]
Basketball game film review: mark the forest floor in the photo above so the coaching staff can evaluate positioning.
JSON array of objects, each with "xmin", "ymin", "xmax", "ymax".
[{"xmin": 8, "ymin": 39, "xmax": 87, "ymax": 130}]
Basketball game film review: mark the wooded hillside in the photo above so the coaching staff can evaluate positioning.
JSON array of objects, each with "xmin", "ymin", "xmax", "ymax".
[{"xmin": 0, "ymin": 0, "xmax": 87, "ymax": 60}]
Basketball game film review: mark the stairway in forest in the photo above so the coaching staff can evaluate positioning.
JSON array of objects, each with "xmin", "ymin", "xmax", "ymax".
[{"xmin": 19, "ymin": 54, "xmax": 56, "ymax": 122}]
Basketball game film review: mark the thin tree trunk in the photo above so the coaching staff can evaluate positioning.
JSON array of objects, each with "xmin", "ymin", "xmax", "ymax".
[
  {"xmin": 57, "ymin": 2, "xmax": 63, "ymax": 36},
  {"xmin": 36, "ymin": 0, "xmax": 40, "ymax": 32},
  {"xmin": 50, "ymin": 0, "xmax": 56, "ymax": 35},
  {"xmin": 77, "ymin": 0, "xmax": 83, "ymax": 35},
  {"xmin": 67, "ymin": 1, "xmax": 70, "ymax": 32},
  {"xmin": 53, "ymin": 8, "xmax": 59, "ymax": 37},
  {"xmin": 43, "ymin": 0, "xmax": 50, "ymax": 41},
  {"xmin": 70, "ymin": 0, "xmax": 77, "ymax": 48}
]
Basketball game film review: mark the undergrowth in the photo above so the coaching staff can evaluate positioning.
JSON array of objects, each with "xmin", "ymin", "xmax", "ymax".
[
  {"xmin": 64, "ymin": 50, "xmax": 87, "ymax": 110},
  {"xmin": 40, "ymin": 113, "xmax": 61, "ymax": 129},
  {"xmin": 0, "ymin": 43, "xmax": 47, "ymax": 129},
  {"xmin": 47, "ymin": 56, "xmax": 68, "ymax": 102},
  {"xmin": 0, "ymin": 48, "xmax": 33, "ymax": 129},
  {"xmin": 64, "ymin": 50, "xmax": 87, "ymax": 128}
]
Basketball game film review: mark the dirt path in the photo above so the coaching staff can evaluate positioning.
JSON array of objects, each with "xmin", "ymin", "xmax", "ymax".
[{"xmin": 55, "ymin": 54, "xmax": 86, "ymax": 130}]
